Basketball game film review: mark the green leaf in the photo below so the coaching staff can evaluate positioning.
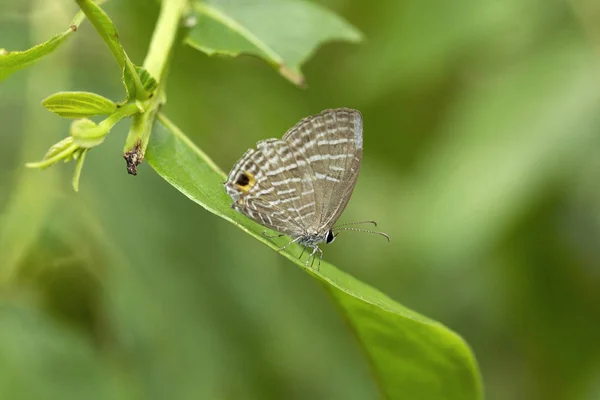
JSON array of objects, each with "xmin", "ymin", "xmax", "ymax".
[
  {"xmin": 75, "ymin": 0, "xmax": 148, "ymax": 101},
  {"xmin": 187, "ymin": 0, "xmax": 362, "ymax": 86},
  {"xmin": 0, "ymin": 1, "xmax": 113, "ymax": 84},
  {"xmin": 43, "ymin": 136, "xmax": 75, "ymax": 161},
  {"xmin": 42, "ymin": 91, "xmax": 116, "ymax": 118},
  {"xmin": 145, "ymin": 114, "xmax": 483, "ymax": 399},
  {"xmin": 25, "ymin": 138, "xmax": 79, "ymax": 170},
  {"xmin": 135, "ymin": 66, "xmax": 158, "ymax": 94},
  {"xmin": 0, "ymin": 14, "xmax": 82, "ymax": 83}
]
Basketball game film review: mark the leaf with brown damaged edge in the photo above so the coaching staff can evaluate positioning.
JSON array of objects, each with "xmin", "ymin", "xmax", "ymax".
[
  {"xmin": 186, "ymin": 0, "xmax": 362, "ymax": 87},
  {"xmin": 145, "ymin": 113, "xmax": 484, "ymax": 400}
]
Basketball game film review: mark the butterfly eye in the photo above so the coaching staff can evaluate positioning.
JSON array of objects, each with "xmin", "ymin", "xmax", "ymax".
[{"xmin": 325, "ymin": 230, "xmax": 336, "ymax": 244}]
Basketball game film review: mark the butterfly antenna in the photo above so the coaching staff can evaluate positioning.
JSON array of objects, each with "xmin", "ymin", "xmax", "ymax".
[
  {"xmin": 334, "ymin": 220, "xmax": 379, "ymax": 228},
  {"xmin": 333, "ymin": 227, "xmax": 390, "ymax": 242}
]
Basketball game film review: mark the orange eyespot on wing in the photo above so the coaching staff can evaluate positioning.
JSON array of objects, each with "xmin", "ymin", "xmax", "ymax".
[{"xmin": 234, "ymin": 171, "xmax": 256, "ymax": 193}]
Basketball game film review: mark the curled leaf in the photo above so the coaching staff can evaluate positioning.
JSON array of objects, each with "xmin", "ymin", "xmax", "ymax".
[
  {"xmin": 70, "ymin": 118, "xmax": 105, "ymax": 148},
  {"xmin": 43, "ymin": 136, "xmax": 75, "ymax": 161},
  {"xmin": 25, "ymin": 140, "xmax": 79, "ymax": 170}
]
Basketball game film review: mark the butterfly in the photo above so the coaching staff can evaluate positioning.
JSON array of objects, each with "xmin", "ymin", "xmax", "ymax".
[{"xmin": 225, "ymin": 108, "xmax": 389, "ymax": 268}]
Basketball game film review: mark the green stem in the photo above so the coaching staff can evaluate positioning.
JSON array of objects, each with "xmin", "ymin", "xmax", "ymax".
[
  {"xmin": 72, "ymin": 148, "xmax": 88, "ymax": 192},
  {"xmin": 93, "ymin": 102, "xmax": 142, "ymax": 139},
  {"xmin": 123, "ymin": 0, "xmax": 189, "ymax": 174},
  {"xmin": 25, "ymin": 143, "xmax": 78, "ymax": 169},
  {"xmin": 27, "ymin": 102, "xmax": 142, "ymax": 166},
  {"xmin": 75, "ymin": 0, "xmax": 148, "ymax": 100},
  {"xmin": 143, "ymin": 0, "xmax": 189, "ymax": 83},
  {"xmin": 73, "ymin": 102, "xmax": 143, "ymax": 148},
  {"xmin": 71, "ymin": 0, "xmax": 106, "ymax": 28},
  {"xmin": 74, "ymin": 0, "xmax": 121, "ymax": 67}
]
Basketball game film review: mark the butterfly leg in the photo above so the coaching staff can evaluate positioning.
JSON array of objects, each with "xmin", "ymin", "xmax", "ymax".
[
  {"xmin": 262, "ymin": 231, "xmax": 285, "ymax": 239},
  {"xmin": 310, "ymin": 247, "xmax": 323, "ymax": 271},
  {"xmin": 277, "ymin": 236, "xmax": 302, "ymax": 252},
  {"xmin": 298, "ymin": 246, "xmax": 306, "ymax": 260},
  {"xmin": 317, "ymin": 247, "xmax": 324, "ymax": 271},
  {"xmin": 304, "ymin": 248, "xmax": 313, "ymax": 267},
  {"xmin": 305, "ymin": 246, "xmax": 320, "ymax": 269}
]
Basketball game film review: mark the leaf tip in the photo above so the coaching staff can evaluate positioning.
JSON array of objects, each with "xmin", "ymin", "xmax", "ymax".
[
  {"xmin": 279, "ymin": 64, "xmax": 306, "ymax": 88},
  {"xmin": 40, "ymin": 95, "xmax": 51, "ymax": 107},
  {"xmin": 348, "ymin": 27, "xmax": 364, "ymax": 43}
]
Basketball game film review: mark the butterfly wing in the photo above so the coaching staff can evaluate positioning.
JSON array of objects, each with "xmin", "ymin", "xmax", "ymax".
[
  {"xmin": 282, "ymin": 108, "xmax": 363, "ymax": 232},
  {"xmin": 225, "ymin": 139, "xmax": 318, "ymax": 237}
]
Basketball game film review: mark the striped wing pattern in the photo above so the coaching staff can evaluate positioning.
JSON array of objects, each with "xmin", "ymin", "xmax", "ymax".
[
  {"xmin": 283, "ymin": 108, "xmax": 362, "ymax": 231},
  {"xmin": 225, "ymin": 108, "xmax": 363, "ymax": 239},
  {"xmin": 225, "ymin": 140, "xmax": 317, "ymax": 237}
]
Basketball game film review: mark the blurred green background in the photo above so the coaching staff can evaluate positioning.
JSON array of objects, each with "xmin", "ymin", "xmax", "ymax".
[{"xmin": 2, "ymin": 0, "xmax": 600, "ymax": 399}]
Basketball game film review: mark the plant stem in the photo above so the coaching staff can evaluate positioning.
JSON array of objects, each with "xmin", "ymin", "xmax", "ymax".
[
  {"xmin": 75, "ymin": 0, "xmax": 148, "ymax": 100},
  {"xmin": 72, "ymin": 101, "xmax": 143, "ymax": 148},
  {"xmin": 96, "ymin": 101, "xmax": 142, "ymax": 137},
  {"xmin": 143, "ymin": 0, "xmax": 189, "ymax": 83},
  {"xmin": 25, "ymin": 143, "xmax": 78, "ymax": 169},
  {"xmin": 75, "ymin": 0, "xmax": 123, "ymax": 68},
  {"xmin": 123, "ymin": 0, "xmax": 189, "ymax": 174}
]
